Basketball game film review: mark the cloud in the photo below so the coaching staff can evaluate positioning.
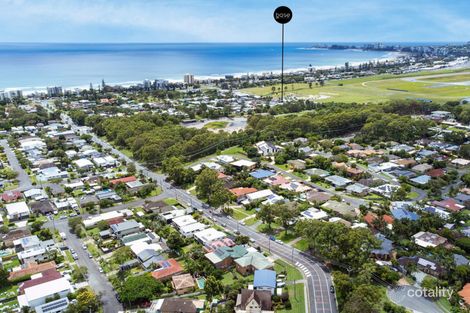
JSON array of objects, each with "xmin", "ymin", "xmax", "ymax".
[{"xmin": 0, "ymin": 0, "xmax": 469, "ymax": 42}]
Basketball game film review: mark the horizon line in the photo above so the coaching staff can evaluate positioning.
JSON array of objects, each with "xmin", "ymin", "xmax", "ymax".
[{"xmin": 0, "ymin": 41, "xmax": 467, "ymax": 45}]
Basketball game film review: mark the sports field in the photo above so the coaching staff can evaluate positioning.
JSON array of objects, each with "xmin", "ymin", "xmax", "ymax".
[{"xmin": 243, "ymin": 68, "xmax": 470, "ymax": 103}]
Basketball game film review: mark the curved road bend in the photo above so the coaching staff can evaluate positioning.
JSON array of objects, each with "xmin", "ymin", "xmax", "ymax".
[{"xmin": 61, "ymin": 114, "xmax": 338, "ymax": 313}]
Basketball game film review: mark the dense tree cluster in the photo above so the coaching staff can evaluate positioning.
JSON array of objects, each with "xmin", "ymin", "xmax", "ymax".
[{"xmin": 93, "ymin": 113, "xmax": 239, "ymax": 167}]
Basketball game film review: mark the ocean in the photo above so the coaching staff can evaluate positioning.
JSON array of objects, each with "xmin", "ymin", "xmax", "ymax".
[{"xmin": 0, "ymin": 43, "xmax": 398, "ymax": 91}]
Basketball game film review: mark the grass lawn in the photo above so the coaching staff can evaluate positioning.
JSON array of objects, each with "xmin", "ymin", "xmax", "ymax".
[
  {"xmin": 274, "ymin": 259, "xmax": 303, "ymax": 281},
  {"xmin": 148, "ymin": 186, "xmax": 163, "ymax": 197},
  {"xmin": 436, "ymin": 297, "xmax": 453, "ymax": 313},
  {"xmin": 231, "ymin": 207, "xmax": 254, "ymax": 220},
  {"xmin": 257, "ymin": 223, "xmax": 281, "ymax": 234},
  {"xmin": 406, "ymin": 191, "xmax": 419, "ymax": 200},
  {"xmin": 294, "ymin": 239, "xmax": 310, "ymax": 252},
  {"xmin": 72, "ymin": 189, "xmax": 84, "ymax": 197},
  {"xmin": 204, "ymin": 121, "xmax": 229, "ymax": 129},
  {"xmin": 164, "ymin": 198, "xmax": 179, "ymax": 206},
  {"xmin": 221, "ymin": 146, "xmax": 245, "ymax": 155},
  {"xmin": 278, "ymin": 283, "xmax": 305, "ymax": 313},
  {"xmin": 221, "ymin": 271, "xmax": 253, "ymax": 286},
  {"xmin": 276, "ymin": 164, "xmax": 290, "ymax": 171},
  {"xmin": 121, "ymin": 149, "xmax": 133, "ymax": 158},
  {"xmin": 243, "ymin": 68, "xmax": 470, "ymax": 104},
  {"xmin": 3, "ymin": 258, "xmax": 20, "ymax": 271},
  {"xmin": 277, "ymin": 231, "xmax": 299, "ymax": 244},
  {"xmin": 87, "ymin": 227, "xmax": 100, "ymax": 237},
  {"xmin": 87, "ymin": 243, "xmax": 101, "ymax": 258},
  {"xmin": 64, "ymin": 250, "xmax": 74, "ymax": 263},
  {"xmin": 244, "ymin": 216, "xmax": 258, "ymax": 226}
]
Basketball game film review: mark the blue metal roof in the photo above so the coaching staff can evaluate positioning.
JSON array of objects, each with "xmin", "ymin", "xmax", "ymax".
[
  {"xmin": 250, "ymin": 169, "xmax": 276, "ymax": 179},
  {"xmin": 253, "ymin": 269, "xmax": 276, "ymax": 288},
  {"xmin": 391, "ymin": 208, "xmax": 419, "ymax": 221}
]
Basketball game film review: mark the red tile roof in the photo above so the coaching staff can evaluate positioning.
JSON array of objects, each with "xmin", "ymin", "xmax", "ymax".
[
  {"xmin": 427, "ymin": 168, "xmax": 445, "ymax": 178},
  {"xmin": 432, "ymin": 199, "xmax": 464, "ymax": 213},
  {"xmin": 2, "ymin": 191, "xmax": 22, "ymax": 202},
  {"xmin": 459, "ymin": 283, "xmax": 470, "ymax": 305},
  {"xmin": 229, "ymin": 187, "xmax": 257, "ymax": 197},
  {"xmin": 109, "ymin": 176, "xmax": 137, "ymax": 185},
  {"xmin": 18, "ymin": 269, "xmax": 62, "ymax": 294},
  {"xmin": 364, "ymin": 212, "xmax": 394, "ymax": 227},
  {"xmin": 151, "ymin": 259, "xmax": 184, "ymax": 281},
  {"xmin": 8, "ymin": 261, "xmax": 56, "ymax": 281}
]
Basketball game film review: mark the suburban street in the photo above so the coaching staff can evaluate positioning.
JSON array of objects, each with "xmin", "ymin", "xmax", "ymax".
[
  {"xmin": 0, "ymin": 139, "xmax": 33, "ymax": 191},
  {"xmin": 62, "ymin": 113, "xmax": 338, "ymax": 313},
  {"xmin": 52, "ymin": 219, "xmax": 124, "ymax": 313}
]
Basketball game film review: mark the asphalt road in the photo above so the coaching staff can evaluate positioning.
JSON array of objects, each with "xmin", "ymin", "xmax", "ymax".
[
  {"xmin": 61, "ymin": 113, "xmax": 338, "ymax": 313},
  {"xmin": 0, "ymin": 139, "xmax": 33, "ymax": 191},
  {"xmin": 48, "ymin": 219, "xmax": 124, "ymax": 313},
  {"xmin": 388, "ymin": 286, "xmax": 445, "ymax": 313}
]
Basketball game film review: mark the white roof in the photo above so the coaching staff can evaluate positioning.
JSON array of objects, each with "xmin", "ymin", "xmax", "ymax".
[
  {"xmin": 194, "ymin": 227, "xmax": 226, "ymax": 244},
  {"xmin": 74, "ymin": 158, "xmax": 94, "ymax": 168},
  {"xmin": 5, "ymin": 201, "xmax": 30, "ymax": 215},
  {"xmin": 452, "ymin": 158, "xmax": 470, "ymax": 166},
  {"xmin": 246, "ymin": 189, "xmax": 274, "ymax": 201},
  {"xmin": 130, "ymin": 241, "xmax": 162, "ymax": 256},
  {"xmin": 179, "ymin": 222, "xmax": 208, "ymax": 234},
  {"xmin": 172, "ymin": 215, "xmax": 198, "ymax": 228},
  {"xmin": 231, "ymin": 159, "xmax": 256, "ymax": 168},
  {"xmin": 83, "ymin": 210, "xmax": 125, "ymax": 228},
  {"xmin": 22, "ymin": 277, "xmax": 72, "ymax": 304}
]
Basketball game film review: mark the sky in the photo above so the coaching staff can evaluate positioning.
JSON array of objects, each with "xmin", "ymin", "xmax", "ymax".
[{"xmin": 1, "ymin": 0, "xmax": 470, "ymax": 43}]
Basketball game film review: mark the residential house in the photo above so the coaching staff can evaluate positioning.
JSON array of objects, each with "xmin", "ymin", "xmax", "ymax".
[
  {"xmin": 30, "ymin": 200, "xmax": 55, "ymax": 215},
  {"xmin": 5, "ymin": 201, "xmax": 30, "ymax": 220},
  {"xmin": 230, "ymin": 187, "xmax": 258, "ymax": 202},
  {"xmin": 110, "ymin": 220, "xmax": 141, "ymax": 238},
  {"xmin": 235, "ymin": 289, "xmax": 273, "ymax": 313},
  {"xmin": 458, "ymin": 283, "xmax": 470, "ymax": 307},
  {"xmin": 253, "ymin": 270, "xmax": 277, "ymax": 295},
  {"xmin": 172, "ymin": 274, "xmax": 196, "ymax": 295},
  {"xmin": 8, "ymin": 261, "xmax": 56, "ymax": 282},
  {"xmin": 300, "ymin": 207, "xmax": 328, "ymax": 220},
  {"xmin": 151, "ymin": 259, "xmax": 184, "ymax": 281},
  {"xmin": 231, "ymin": 159, "xmax": 257, "ymax": 170},
  {"xmin": 235, "ymin": 251, "xmax": 273, "ymax": 276},
  {"xmin": 451, "ymin": 158, "xmax": 470, "ymax": 168},
  {"xmin": 325, "ymin": 175, "xmax": 352, "ymax": 188},
  {"xmin": 205, "ymin": 245, "xmax": 248, "ymax": 269},
  {"xmin": 412, "ymin": 231, "xmax": 447, "ymax": 248},
  {"xmin": 287, "ymin": 159, "xmax": 306, "ymax": 170},
  {"xmin": 255, "ymin": 141, "xmax": 280, "ymax": 156},
  {"xmin": 306, "ymin": 191, "xmax": 331, "ymax": 205},
  {"xmin": 390, "ymin": 208, "xmax": 420, "ymax": 221},
  {"xmin": 194, "ymin": 228, "xmax": 226, "ymax": 245},
  {"xmin": 17, "ymin": 277, "xmax": 73, "ymax": 310},
  {"xmin": 346, "ymin": 183, "xmax": 369, "ymax": 196},
  {"xmin": 152, "ymin": 298, "xmax": 205, "ymax": 313},
  {"xmin": 1, "ymin": 190, "xmax": 22, "ymax": 203},
  {"xmin": 321, "ymin": 200, "xmax": 358, "ymax": 218},
  {"xmin": 250, "ymin": 169, "xmax": 276, "ymax": 179},
  {"xmin": 371, "ymin": 234, "xmax": 394, "ymax": 260},
  {"xmin": 432, "ymin": 199, "xmax": 464, "ymax": 213}
]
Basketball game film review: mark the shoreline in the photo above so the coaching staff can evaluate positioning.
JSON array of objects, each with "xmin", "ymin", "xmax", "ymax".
[{"xmin": 4, "ymin": 51, "xmax": 406, "ymax": 96}]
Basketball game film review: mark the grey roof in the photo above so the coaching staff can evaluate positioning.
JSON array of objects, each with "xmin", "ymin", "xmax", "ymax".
[
  {"xmin": 454, "ymin": 254, "xmax": 469, "ymax": 266},
  {"xmin": 110, "ymin": 220, "xmax": 140, "ymax": 233}
]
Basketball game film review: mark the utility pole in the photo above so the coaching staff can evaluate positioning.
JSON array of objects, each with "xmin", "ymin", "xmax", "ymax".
[{"xmin": 273, "ymin": 6, "xmax": 293, "ymax": 103}]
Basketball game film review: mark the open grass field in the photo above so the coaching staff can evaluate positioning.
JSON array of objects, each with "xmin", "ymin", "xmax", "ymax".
[
  {"xmin": 203, "ymin": 121, "xmax": 229, "ymax": 129},
  {"xmin": 243, "ymin": 68, "xmax": 470, "ymax": 104}
]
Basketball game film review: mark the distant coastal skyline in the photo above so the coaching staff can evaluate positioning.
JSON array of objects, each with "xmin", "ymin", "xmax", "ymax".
[{"xmin": 2, "ymin": 0, "xmax": 470, "ymax": 43}]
